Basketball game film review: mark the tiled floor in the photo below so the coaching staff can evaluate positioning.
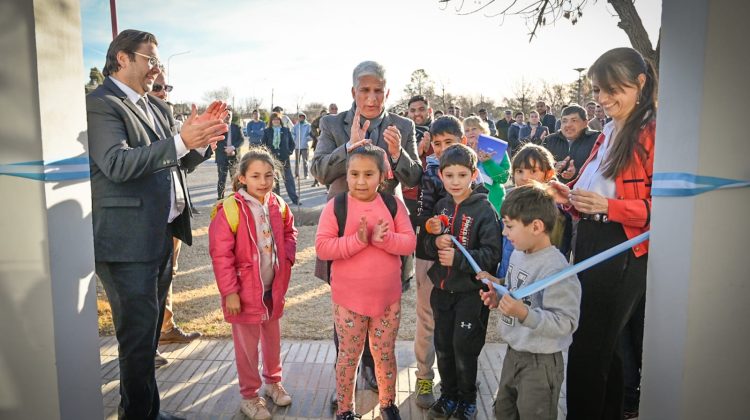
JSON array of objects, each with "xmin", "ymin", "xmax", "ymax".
[{"xmin": 101, "ymin": 337, "xmax": 567, "ymax": 419}]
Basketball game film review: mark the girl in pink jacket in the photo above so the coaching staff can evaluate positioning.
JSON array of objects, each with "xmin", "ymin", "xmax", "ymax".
[
  {"xmin": 316, "ymin": 145, "xmax": 417, "ymax": 420},
  {"xmin": 209, "ymin": 147, "xmax": 298, "ymax": 420}
]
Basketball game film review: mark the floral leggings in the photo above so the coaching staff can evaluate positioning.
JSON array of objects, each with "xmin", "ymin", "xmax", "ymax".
[{"xmin": 334, "ymin": 301, "xmax": 401, "ymax": 413}]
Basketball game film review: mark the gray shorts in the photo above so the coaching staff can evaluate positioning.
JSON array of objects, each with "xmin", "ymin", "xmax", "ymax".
[{"xmin": 494, "ymin": 347, "xmax": 564, "ymax": 420}]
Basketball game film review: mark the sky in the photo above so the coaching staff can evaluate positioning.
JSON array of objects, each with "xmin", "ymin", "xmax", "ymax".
[{"xmin": 80, "ymin": 0, "xmax": 662, "ymax": 113}]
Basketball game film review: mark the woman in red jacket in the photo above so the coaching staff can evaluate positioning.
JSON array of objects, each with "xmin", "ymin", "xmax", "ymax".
[
  {"xmin": 209, "ymin": 147, "xmax": 298, "ymax": 420},
  {"xmin": 550, "ymin": 47, "xmax": 657, "ymax": 420}
]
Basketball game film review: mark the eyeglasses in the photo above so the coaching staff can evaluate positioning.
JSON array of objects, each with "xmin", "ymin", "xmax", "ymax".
[
  {"xmin": 133, "ymin": 51, "xmax": 162, "ymax": 69},
  {"xmin": 152, "ymin": 83, "xmax": 173, "ymax": 93}
]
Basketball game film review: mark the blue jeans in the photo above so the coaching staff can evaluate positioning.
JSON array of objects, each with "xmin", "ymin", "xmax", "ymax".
[{"xmin": 96, "ymin": 228, "xmax": 173, "ymax": 420}]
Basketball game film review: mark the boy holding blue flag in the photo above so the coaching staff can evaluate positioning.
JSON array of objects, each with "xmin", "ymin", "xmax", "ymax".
[
  {"xmin": 422, "ymin": 144, "xmax": 502, "ymax": 420},
  {"xmin": 477, "ymin": 184, "xmax": 581, "ymax": 420}
]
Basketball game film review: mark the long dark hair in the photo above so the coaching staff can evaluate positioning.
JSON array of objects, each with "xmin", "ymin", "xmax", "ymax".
[
  {"xmin": 588, "ymin": 47, "xmax": 657, "ymax": 178},
  {"xmin": 232, "ymin": 146, "xmax": 283, "ymax": 193}
]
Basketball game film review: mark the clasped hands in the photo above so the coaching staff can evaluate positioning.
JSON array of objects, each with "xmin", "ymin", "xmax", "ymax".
[
  {"xmin": 180, "ymin": 100, "xmax": 230, "ymax": 150},
  {"xmin": 355, "ymin": 215, "xmax": 390, "ymax": 244},
  {"xmin": 346, "ymin": 109, "xmax": 402, "ymax": 160}
]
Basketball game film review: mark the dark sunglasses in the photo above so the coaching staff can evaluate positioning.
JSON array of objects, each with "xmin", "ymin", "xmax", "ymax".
[{"xmin": 152, "ymin": 83, "xmax": 173, "ymax": 93}]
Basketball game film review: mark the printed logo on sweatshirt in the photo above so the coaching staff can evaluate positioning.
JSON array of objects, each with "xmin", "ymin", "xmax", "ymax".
[
  {"xmin": 458, "ymin": 214, "xmax": 474, "ymax": 246},
  {"xmin": 501, "ymin": 263, "xmax": 532, "ymax": 326}
]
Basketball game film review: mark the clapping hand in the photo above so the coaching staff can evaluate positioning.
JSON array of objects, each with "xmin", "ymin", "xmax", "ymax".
[
  {"xmin": 181, "ymin": 101, "xmax": 229, "ymax": 150},
  {"xmin": 372, "ymin": 218, "xmax": 389, "ymax": 243},
  {"xmin": 556, "ymin": 157, "xmax": 576, "ymax": 180},
  {"xmin": 347, "ymin": 108, "xmax": 371, "ymax": 152},
  {"xmin": 356, "ymin": 216, "xmax": 369, "ymax": 243},
  {"xmin": 383, "ymin": 125, "xmax": 402, "ymax": 160},
  {"xmin": 418, "ymin": 131, "xmax": 431, "ymax": 156}
]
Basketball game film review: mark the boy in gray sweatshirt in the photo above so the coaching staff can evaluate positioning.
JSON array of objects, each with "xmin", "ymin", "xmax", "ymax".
[{"xmin": 477, "ymin": 184, "xmax": 581, "ymax": 420}]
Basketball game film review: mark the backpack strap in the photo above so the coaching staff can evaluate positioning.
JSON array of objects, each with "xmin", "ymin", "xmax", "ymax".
[
  {"xmin": 209, "ymin": 194, "xmax": 241, "ymax": 234},
  {"xmin": 333, "ymin": 192, "xmax": 348, "ymax": 237},
  {"xmin": 271, "ymin": 192, "xmax": 289, "ymax": 223},
  {"xmin": 379, "ymin": 192, "xmax": 398, "ymax": 221}
]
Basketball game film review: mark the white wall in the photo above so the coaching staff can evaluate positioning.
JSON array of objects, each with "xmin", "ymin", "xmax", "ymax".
[
  {"xmin": 642, "ymin": 0, "xmax": 750, "ymax": 418},
  {"xmin": 0, "ymin": 1, "xmax": 101, "ymax": 419}
]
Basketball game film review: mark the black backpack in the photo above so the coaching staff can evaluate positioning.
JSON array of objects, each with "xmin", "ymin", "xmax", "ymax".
[{"xmin": 322, "ymin": 191, "xmax": 398, "ymax": 284}]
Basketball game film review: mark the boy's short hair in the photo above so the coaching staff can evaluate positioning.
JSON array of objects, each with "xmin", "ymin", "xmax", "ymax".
[
  {"xmin": 430, "ymin": 115, "xmax": 464, "ymax": 138},
  {"xmin": 439, "ymin": 143, "xmax": 477, "ymax": 172},
  {"xmin": 500, "ymin": 183, "xmax": 558, "ymax": 232}
]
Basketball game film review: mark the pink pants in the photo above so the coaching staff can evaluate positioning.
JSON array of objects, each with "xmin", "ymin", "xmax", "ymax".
[
  {"xmin": 231, "ymin": 318, "xmax": 282, "ymax": 399},
  {"xmin": 334, "ymin": 301, "xmax": 401, "ymax": 413}
]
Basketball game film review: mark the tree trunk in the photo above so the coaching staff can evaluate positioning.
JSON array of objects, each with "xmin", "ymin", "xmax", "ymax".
[{"xmin": 607, "ymin": 0, "xmax": 659, "ymax": 70}]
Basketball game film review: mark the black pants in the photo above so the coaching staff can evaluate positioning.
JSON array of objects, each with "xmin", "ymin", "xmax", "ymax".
[
  {"xmin": 216, "ymin": 157, "xmax": 238, "ymax": 200},
  {"xmin": 620, "ymin": 294, "xmax": 645, "ymax": 413},
  {"xmin": 431, "ymin": 287, "xmax": 489, "ymax": 403},
  {"xmin": 96, "ymin": 227, "xmax": 174, "ymax": 420},
  {"xmin": 294, "ymin": 148, "xmax": 308, "ymax": 178},
  {"xmin": 566, "ymin": 220, "xmax": 647, "ymax": 420}
]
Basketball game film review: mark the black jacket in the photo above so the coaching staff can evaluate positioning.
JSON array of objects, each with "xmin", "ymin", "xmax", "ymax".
[
  {"xmin": 215, "ymin": 123, "xmax": 245, "ymax": 166},
  {"xmin": 423, "ymin": 188, "xmax": 502, "ymax": 292},
  {"xmin": 262, "ymin": 126, "xmax": 294, "ymax": 162},
  {"xmin": 542, "ymin": 128, "xmax": 600, "ymax": 182}
]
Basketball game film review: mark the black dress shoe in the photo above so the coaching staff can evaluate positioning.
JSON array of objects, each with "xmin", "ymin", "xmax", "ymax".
[{"xmin": 360, "ymin": 365, "xmax": 378, "ymax": 392}]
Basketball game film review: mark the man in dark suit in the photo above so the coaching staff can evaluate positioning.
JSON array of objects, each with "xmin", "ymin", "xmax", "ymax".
[{"xmin": 87, "ymin": 29, "xmax": 228, "ymax": 420}]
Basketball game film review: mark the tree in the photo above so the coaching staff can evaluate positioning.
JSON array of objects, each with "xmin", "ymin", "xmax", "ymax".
[
  {"xmin": 502, "ymin": 78, "xmax": 538, "ymax": 114},
  {"xmin": 540, "ymin": 81, "xmax": 571, "ymax": 114},
  {"xmin": 439, "ymin": 0, "xmax": 659, "ymax": 69},
  {"xmin": 403, "ymin": 69, "xmax": 436, "ymax": 101},
  {"xmin": 203, "ymin": 86, "xmax": 233, "ymax": 104},
  {"xmin": 242, "ymin": 96, "xmax": 264, "ymax": 115},
  {"xmin": 302, "ymin": 102, "xmax": 327, "ymax": 119}
]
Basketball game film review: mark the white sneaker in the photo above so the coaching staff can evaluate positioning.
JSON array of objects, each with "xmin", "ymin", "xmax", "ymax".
[
  {"xmin": 264, "ymin": 382, "xmax": 292, "ymax": 406},
  {"xmin": 240, "ymin": 397, "xmax": 271, "ymax": 420}
]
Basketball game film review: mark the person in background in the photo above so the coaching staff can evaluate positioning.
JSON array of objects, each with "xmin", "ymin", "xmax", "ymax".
[
  {"xmin": 292, "ymin": 112, "xmax": 312, "ymax": 179},
  {"xmin": 585, "ymin": 101, "xmax": 597, "ymax": 121},
  {"xmin": 588, "ymin": 104, "xmax": 609, "ymax": 131},
  {"xmin": 542, "ymin": 104, "xmax": 600, "ymax": 183},
  {"xmin": 246, "ymin": 109, "xmax": 266, "ymax": 146},
  {"xmin": 495, "ymin": 109, "xmax": 514, "ymax": 140},
  {"xmin": 328, "ymin": 103, "xmax": 339, "ymax": 115},
  {"xmin": 216, "ymin": 107, "xmax": 245, "ymax": 200},
  {"xmin": 478, "ymin": 108, "xmax": 497, "ymax": 136},
  {"xmin": 262, "ymin": 112, "xmax": 300, "ymax": 205},
  {"xmin": 507, "ymin": 111, "xmax": 525, "ymax": 156},
  {"xmin": 536, "ymin": 100, "xmax": 557, "ymax": 133},
  {"xmin": 518, "ymin": 111, "xmax": 549, "ymax": 146}
]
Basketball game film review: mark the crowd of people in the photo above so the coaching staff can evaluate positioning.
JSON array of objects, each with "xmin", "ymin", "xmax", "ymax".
[{"xmin": 88, "ymin": 28, "xmax": 655, "ymax": 420}]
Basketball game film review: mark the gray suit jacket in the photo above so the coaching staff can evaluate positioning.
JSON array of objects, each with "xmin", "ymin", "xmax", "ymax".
[
  {"xmin": 87, "ymin": 77, "xmax": 210, "ymax": 262},
  {"xmin": 310, "ymin": 107, "xmax": 422, "ymax": 200}
]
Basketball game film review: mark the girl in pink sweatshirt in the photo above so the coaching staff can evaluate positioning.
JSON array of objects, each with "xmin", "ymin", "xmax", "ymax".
[
  {"xmin": 209, "ymin": 147, "xmax": 298, "ymax": 420},
  {"xmin": 315, "ymin": 145, "xmax": 417, "ymax": 420}
]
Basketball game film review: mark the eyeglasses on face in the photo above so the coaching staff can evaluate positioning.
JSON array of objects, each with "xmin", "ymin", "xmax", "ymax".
[
  {"xmin": 152, "ymin": 83, "xmax": 173, "ymax": 93},
  {"xmin": 133, "ymin": 51, "xmax": 162, "ymax": 69}
]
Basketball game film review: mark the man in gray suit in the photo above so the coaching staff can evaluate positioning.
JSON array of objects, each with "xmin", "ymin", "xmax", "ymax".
[
  {"xmin": 87, "ymin": 29, "xmax": 228, "ymax": 420},
  {"xmin": 311, "ymin": 60, "xmax": 422, "ymax": 403}
]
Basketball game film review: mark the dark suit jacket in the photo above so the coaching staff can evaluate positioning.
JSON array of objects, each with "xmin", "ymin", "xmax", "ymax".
[
  {"xmin": 261, "ymin": 126, "xmax": 294, "ymax": 162},
  {"xmin": 86, "ymin": 77, "xmax": 210, "ymax": 262},
  {"xmin": 215, "ymin": 123, "xmax": 244, "ymax": 166},
  {"xmin": 310, "ymin": 107, "xmax": 422, "ymax": 200}
]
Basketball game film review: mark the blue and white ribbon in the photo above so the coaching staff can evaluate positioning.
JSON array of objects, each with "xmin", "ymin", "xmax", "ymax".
[
  {"xmin": 652, "ymin": 172, "xmax": 750, "ymax": 197},
  {"xmin": 0, "ymin": 156, "xmax": 89, "ymax": 182}
]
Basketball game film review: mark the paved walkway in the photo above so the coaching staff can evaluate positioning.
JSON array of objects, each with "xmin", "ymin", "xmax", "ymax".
[{"xmin": 100, "ymin": 337, "xmax": 568, "ymax": 419}]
